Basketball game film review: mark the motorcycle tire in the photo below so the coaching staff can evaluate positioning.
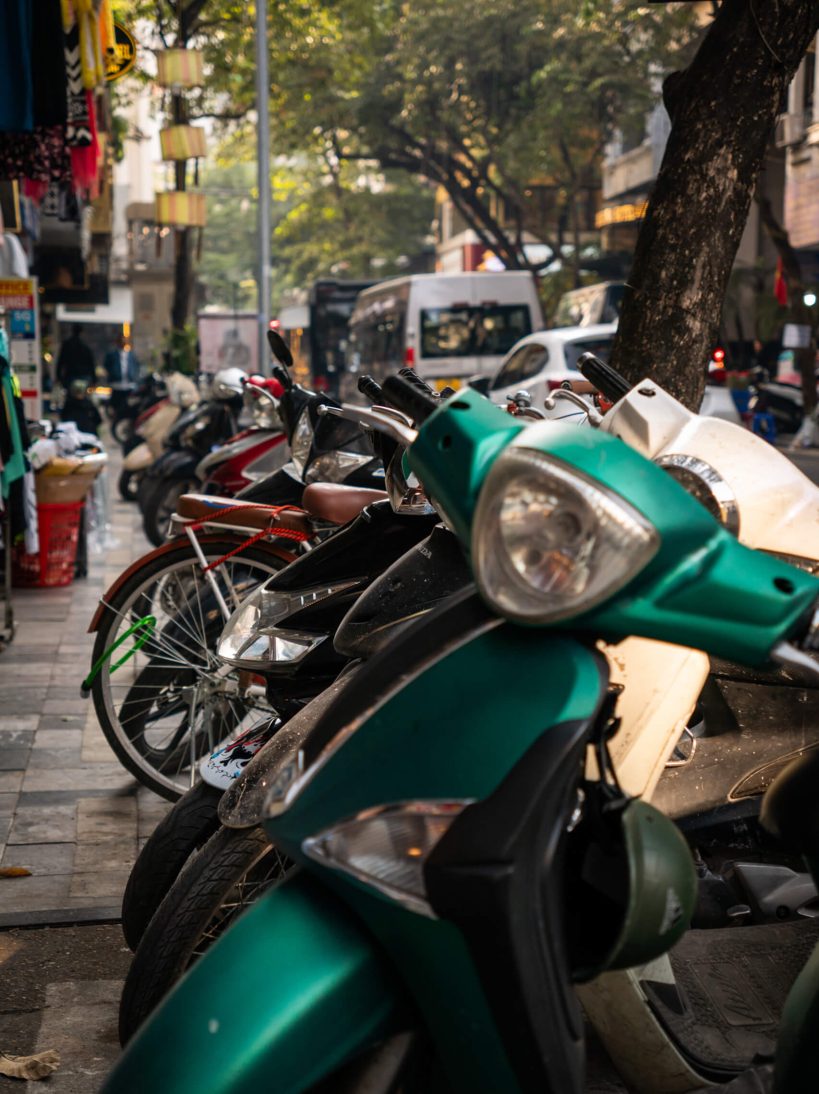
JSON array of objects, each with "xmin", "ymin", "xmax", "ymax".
[
  {"xmin": 118, "ymin": 467, "xmax": 139, "ymax": 502},
  {"xmin": 121, "ymin": 781, "xmax": 223, "ymax": 951},
  {"xmin": 112, "ymin": 416, "xmax": 134, "ymax": 446},
  {"xmin": 119, "ymin": 824, "xmax": 287, "ymax": 1044},
  {"xmin": 142, "ymin": 474, "xmax": 199, "ymax": 547}
]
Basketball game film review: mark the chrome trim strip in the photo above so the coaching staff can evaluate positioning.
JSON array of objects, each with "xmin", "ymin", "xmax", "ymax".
[{"xmin": 654, "ymin": 453, "xmax": 740, "ymax": 536}]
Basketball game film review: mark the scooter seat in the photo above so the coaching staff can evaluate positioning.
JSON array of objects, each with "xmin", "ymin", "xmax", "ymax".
[
  {"xmin": 302, "ymin": 483, "xmax": 389, "ymax": 525},
  {"xmin": 176, "ymin": 493, "xmax": 312, "ymax": 535}
]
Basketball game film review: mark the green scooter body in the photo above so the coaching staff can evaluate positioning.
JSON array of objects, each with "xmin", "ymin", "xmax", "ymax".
[
  {"xmin": 106, "ymin": 615, "xmax": 606, "ymax": 1092},
  {"xmin": 106, "ymin": 387, "xmax": 819, "ymax": 1093}
]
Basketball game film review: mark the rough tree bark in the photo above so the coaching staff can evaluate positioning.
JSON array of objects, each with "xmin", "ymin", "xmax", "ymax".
[
  {"xmin": 756, "ymin": 193, "xmax": 817, "ymax": 413},
  {"xmin": 610, "ymin": 0, "xmax": 819, "ymax": 409}
]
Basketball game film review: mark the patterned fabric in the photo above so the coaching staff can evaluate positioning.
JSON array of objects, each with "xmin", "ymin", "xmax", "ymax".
[
  {"xmin": 0, "ymin": 127, "xmax": 72, "ymax": 186},
  {"xmin": 62, "ymin": 1, "xmax": 93, "ymax": 147}
]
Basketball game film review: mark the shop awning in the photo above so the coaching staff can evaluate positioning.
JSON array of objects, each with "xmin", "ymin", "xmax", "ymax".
[{"xmin": 56, "ymin": 286, "xmax": 133, "ymax": 325}]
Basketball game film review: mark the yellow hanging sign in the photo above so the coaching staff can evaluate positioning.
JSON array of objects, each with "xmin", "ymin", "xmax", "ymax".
[{"xmin": 106, "ymin": 23, "xmax": 137, "ymax": 82}]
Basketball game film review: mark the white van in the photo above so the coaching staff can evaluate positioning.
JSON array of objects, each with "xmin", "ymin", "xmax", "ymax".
[{"xmin": 347, "ymin": 272, "xmax": 543, "ymax": 394}]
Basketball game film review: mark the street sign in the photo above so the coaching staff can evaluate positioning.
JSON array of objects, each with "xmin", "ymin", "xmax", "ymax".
[
  {"xmin": 106, "ymin": 24, "xmax": 137, "ymax": 82},
  {"xmin": 0, "ymin": 278, "xmax": 41, "ymax": 418}
]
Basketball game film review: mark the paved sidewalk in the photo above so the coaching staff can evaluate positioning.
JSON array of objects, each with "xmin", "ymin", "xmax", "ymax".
[{"xmin": 0, "ymin": 460, "xmax": 169, "ymax": 928}]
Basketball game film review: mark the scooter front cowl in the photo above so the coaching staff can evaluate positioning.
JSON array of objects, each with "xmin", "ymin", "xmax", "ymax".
[{"xmin": 102, "ymin": 873, "xmax": 405, "ymax": 1094}]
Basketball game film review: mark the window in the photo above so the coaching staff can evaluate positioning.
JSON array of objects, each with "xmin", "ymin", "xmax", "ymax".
[
  {"xmin": 491, "ymin": 343, "xmax": 549, "ymax": 390},
  {"xmin": 562, "ymin": 337, "xmax": 615, "ymax": 372},
  {"xmin": 419, "ymin": 305, "xmax": 532, "ymax": 359}
]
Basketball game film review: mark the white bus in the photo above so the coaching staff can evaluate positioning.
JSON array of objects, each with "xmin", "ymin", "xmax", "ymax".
[{"xmin": 346, "ymin": 272, "xmax": 543, "ymax": 394}]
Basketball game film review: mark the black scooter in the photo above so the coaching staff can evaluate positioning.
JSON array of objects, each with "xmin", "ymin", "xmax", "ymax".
[{"xmin": 139, "ymin": 381, "xmax": 246, "ymax": 546}]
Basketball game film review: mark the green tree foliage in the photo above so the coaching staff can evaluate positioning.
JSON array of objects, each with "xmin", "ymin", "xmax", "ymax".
[
  {"xmin": 196, "ymin": 163, "xmax": 260, "ymax": 312},
  {"xmin": 270, "ymin": 162, "xmax": 434, "ymax": 299},
  {"xmin": 219, "ymin": 0, "xmax": 698, "ymax": 275}
]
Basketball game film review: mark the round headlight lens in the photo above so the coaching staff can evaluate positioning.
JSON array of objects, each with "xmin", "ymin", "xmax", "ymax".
[
  {"xmin": 472, "ymin": 447, "xmax": 659, "ymax": 623},
  {"xmin": 290, "ymin": 408, "xmax": 313, "ymax": 477}
]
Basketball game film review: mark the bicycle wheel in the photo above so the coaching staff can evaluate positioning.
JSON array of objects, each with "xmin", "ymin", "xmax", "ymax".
[{"xmin": 90, "ymin": 536, "xmax": 294, "ymax": 799}]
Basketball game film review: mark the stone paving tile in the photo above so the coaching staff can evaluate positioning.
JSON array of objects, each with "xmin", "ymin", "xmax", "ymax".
[
  {"xmin": 22, "ymin": 765, "xmax": 135, "ymax": 794},
  {"xmin": 0, "ymin": 749, "xmax": 30, "ymax": 770},
  {"xmin": 76, "ymin": 797, "xmax": 137, "ymax": 843},
  {"xmin": 0, "ymin": 729, "xmax": 35, "ymax": 748},
  {"xmin": 0, "ymin": 772, "xmax": 23, "ymax": 793},
  {"xmin": 68, "ymin": 870, "xmax": 132, "ymax": 901},
  {"xmin": 0, "ymin": 873, "xmax": 70, "ymax": 910},
  {"xmin": 26, "ymin": 747, "xmax": 83, "ymax": 769},
  {"xmin": 37, "ymin": 714, "xmax": 86, "ymax": 731},
  {"xmin": 0, "ymin": 450, "xmax": 169, "ymax": 922},
  {"xmin": 41, "ymin": 698, "xmax": 90, "ymax": 716},
  {"xmin": 0, "ymin": 841, "xmax": 75, "ymax": 875},
  {"xmin": 73, "ymin": 840, "xmax": 135, "ymax": 873},
  {"xmin": 31, "ymin": 729, "xmax": 83, "ymax": 749},
  {"xmin": 6, "ymin": 804, "xmax": 77, "ymax": 845},
  {"xmin": 0, "ymin": 713, "xmax": 38, "ymax": 730}
]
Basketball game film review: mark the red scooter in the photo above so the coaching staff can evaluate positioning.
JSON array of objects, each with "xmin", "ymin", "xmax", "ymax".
[{"xmin": 197, "ymin": 376, "xmax": 289, "ymax": 497}]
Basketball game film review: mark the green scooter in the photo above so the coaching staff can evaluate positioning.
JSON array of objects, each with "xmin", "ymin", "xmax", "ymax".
[{"xmin": 104, "ymin": 377, "xmax": 819, "ymax": 1093}]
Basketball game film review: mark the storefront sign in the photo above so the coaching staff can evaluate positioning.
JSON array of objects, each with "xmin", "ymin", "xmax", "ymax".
[
  {"xmin": 106, "ymin": 24, "xmax": 137, "ymax": 82},
  {"xmin": 595, "ymin": 202, "xmax": 649, "ymax": 229},
  {"xmin": 0, "ymin": 278, "xmax": 41, "ymax": 418},
  {"xmin": 782, "ymin": 323, "xmax": 812, "ymax": 349}
]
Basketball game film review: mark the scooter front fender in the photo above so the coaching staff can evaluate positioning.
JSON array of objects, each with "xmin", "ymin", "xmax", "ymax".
[{"xmin": 103, "ymin": 873, "xmax": 404, "ymax": 1094}]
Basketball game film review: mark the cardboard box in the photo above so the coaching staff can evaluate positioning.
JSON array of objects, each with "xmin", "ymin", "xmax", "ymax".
[{"xmin": 35, "ymin": 470, "xmax": 99, "ymax": 505}]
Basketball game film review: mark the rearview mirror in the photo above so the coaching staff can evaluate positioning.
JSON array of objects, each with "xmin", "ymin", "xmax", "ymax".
[
  {"xmin": 467, "ymin": 375, "xmax": 490, "ymax": 395},
  {"xmin": 267, "ymin": 329, "xmax": 294, "ymax": 370}
]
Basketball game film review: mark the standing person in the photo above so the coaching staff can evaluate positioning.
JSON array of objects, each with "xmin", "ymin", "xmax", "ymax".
[
  {"xmin": 103, "ymin": 332, "xmax": 141, "ymax": 385},
  {"xmin": 56, "ymin": 325, "xmax": 95, "ymax": 389}
]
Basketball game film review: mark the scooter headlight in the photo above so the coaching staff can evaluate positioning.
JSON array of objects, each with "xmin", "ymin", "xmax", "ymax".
[
  {"xmin": 303, "ymin": 450, "xmax": 373, "ymax": 484},
  {"xmin": 302, "ymin": 801, "xmax": 472, "ymax": 918},
  {"xmin": 290, "ymin": 408, "xmax": 313, "ymax": 478},
  {"xmin": 217, "ymin": 581, "xmax": 357, "ymax": 667},
  {"xmin": 472, "ymin": 447, "xmax": 659, "ymax": 623}
]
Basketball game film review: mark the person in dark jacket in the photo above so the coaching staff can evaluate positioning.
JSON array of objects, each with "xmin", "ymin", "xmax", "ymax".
[
  {"xmin": 103, "ymin": 332, "xmax": 141, "ymax": 384},
  {"xmin": 56, "ymin": 325, "xmax": 95, "ymax": 388},
  {"xmin": 61, "ymin": 378, "xmax": 102, "ymax": 436}
]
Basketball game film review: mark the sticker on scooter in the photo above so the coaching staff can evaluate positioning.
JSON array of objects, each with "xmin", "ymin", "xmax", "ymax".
[{"xmin": 199, "ymin": 723, "xmax": 277, "ymax": 789}]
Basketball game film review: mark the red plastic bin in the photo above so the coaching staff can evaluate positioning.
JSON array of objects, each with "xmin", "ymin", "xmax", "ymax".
[{"xmin": 12, "ymin": 501, "xmax": 84, "ymax": 588}]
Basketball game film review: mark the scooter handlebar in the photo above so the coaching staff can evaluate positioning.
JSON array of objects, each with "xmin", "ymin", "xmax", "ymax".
[{"xmin": 576, "ymin": 353, "xmax": 632, "ymax": 404}]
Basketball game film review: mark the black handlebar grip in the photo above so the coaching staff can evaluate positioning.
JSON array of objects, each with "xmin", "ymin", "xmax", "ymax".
[
  {"xmin": 357, "ymin": 375, "xmax": 383, "ymax": 404},
  {"xmin": 398, "ymin": 367, "xmax": 439, "ymax": 399},
  {"xmin": 382, "ymin": 375, "xmax": 439, "ymax": 423},
  {"xmin": 576, "ymin": 353, "xmax": 632, "ymax": 404},
  {"xmin": 272, "ymin": 364, "xmax": 292, "ymax": 391}
]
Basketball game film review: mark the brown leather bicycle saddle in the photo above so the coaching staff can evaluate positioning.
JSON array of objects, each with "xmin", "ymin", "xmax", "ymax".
[
  {"xmin": 301, "ymin": 483, "xmax": 388, "ymax": 525},
  {"xmin": 176, "ymin": 494, "xmax": 312, "ymax": 535}
]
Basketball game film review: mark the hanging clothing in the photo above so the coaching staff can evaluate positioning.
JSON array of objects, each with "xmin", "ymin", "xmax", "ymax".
[
  {"xmin": 62, "ymin": 1, "xmax": 93, "ymax": 148},
  {"xmin": 0, "ymin": 233, "xmax": 29, "ymax": 278},
  {"xmin": 22, "ymin": 468, "xmax": 38, "ymax": 554},
  {"xmin": 0, "ymin": 359, "xmax": 27, "ymax": 499},
  {"xmin": 33, "ymin": 0, "xmax": 68, "ymax": 127},
  {"xmin": 0, "ymin": 1, "xmax": 33, "ymax": 133}
]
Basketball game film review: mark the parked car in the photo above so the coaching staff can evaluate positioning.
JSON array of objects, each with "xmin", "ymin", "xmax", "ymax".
[
  {"xmin": 477, "ymin": 325, "xmax": 742, "ymax": 425},
  {"xmin": 474, "ymin": 324, "xmax": 617, "ymax": 406}
]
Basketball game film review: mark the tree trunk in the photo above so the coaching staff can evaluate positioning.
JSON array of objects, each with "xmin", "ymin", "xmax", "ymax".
[
  {"xmin": 756, "ymin": 193, "xmax": 817, "ymax": 413},
  {"xmin": 610, "ymin": 0, "xmax": 819, "ymax": 410}
]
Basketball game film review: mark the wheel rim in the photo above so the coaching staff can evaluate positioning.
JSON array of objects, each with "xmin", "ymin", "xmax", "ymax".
[
  {"xmin": 190, "ymin": 844, "xmax": 290, "ymax": 964},
  {"xmin": 96, "ymin": 549, "xmax": 283, "ymax": 796}
]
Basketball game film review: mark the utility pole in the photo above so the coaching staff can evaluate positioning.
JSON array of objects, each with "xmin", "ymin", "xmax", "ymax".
[{"xmin": 255, "ymin": 0, "xmax": 271, "ymax": 375}]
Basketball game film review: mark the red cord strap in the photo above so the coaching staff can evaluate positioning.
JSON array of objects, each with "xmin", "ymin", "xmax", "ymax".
[{"xmin": 184, "ymin": 502, "xmax": 312, "ymax": 572}]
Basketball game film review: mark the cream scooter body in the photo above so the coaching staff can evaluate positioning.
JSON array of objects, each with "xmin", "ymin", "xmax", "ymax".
[{"xmin": 581, "ymin": 379, "xmax": 819, "ymax": 1094}]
